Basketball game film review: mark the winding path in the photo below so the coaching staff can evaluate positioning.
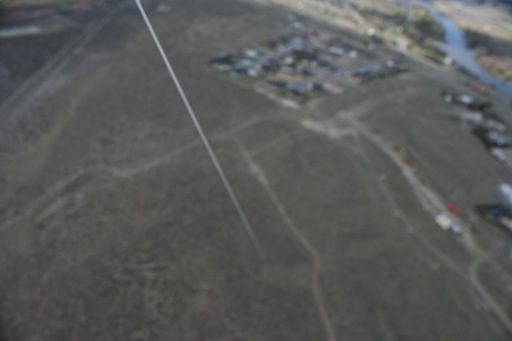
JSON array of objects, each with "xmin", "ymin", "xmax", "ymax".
[
  {"xmin": 235, "ymin": 137, "xmax": 338, "ymax": 341},
  {"xmin": 337, "ymin": 106, "xmax": 512, "ymax": 335}
]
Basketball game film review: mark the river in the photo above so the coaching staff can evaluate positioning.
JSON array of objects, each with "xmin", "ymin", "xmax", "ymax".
[{"xmin": 418, "ymin": 1, "xmax": 512, "ymax": 98}]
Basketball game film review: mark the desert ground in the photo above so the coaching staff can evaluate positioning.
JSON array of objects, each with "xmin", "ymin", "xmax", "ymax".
[{"xmin": 0, "ymin": 0, "xmax": 512, "ymax": 340}]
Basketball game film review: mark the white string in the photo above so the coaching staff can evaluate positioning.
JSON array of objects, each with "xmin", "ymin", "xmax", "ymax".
[{"xmin": 134, "ymin": 0, "xmax": 265, "ymax": 259}]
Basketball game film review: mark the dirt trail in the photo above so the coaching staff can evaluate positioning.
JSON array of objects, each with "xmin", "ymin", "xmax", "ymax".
[
  {"xmin": 0, "ymin": 2, "xmax": 126, "ymax": 120},
  {"xmin": 334, "ymin": 102, "xmax": 512, "ymax": 335},
  {"xmin": 235, "ymin": 137, "xmax": 338, "ymax": 341},
  {"xmin": 0, "ymin": 116, "xmax": 272, "ymax": 231}
]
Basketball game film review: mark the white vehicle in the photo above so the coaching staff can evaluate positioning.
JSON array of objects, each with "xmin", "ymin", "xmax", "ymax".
[
  {"xmin": 435, "ymin": 213, "xmax": 452, "ymax": 230},
  {"xmin": 450, "ymin": 224, "xmax": 463, "ymax": 235}
]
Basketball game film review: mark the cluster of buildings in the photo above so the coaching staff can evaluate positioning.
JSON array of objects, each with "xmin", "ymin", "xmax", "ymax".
[
  {"xmin": 437, "ymin": 90, "xmax": 512, "ymax": 240},
  {"xmin": 442, "ymin": 92, "xmax": 512, "ymax": 236},
  {"xmin": 478, "ymin": 184, "xmax": 512, "ymax": 235},
  {"xmin": 444, "ymin": 90, "xmax": 512, "ymax": 166},
  {"xmin": 348, "ymin": 59, "xmax": 405, "ymax": 81},
  {"xmin": 211, "ymin": 21, "xmax": 404, "ymax": 101}
]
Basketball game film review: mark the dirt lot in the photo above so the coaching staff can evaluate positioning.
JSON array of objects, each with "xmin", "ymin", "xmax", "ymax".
[{"xmin": 0, "ymin": 0, "xmax": 511, "ymax": 340}]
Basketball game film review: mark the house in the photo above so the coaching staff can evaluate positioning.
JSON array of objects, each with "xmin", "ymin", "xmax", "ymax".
[
  {"xmin": 244, "ymin": 48, "xmax": 258, "ymax": 59},
  {"xmin": 317, "ymin": 58, "xmax": 334, "ymax": 69},
  {"xmin": 495, "ymin": 183, "xmax": 512, "ymax": 210},
  {"xmin": 497, "ymin": 215, "xmax": 512, "ymax": 232},
  {"xmin": 262, "ymin": 59, "xmax": 280, "ymax": 72},
  {"xmin": 247, "ymin": 67, "xmax": 260, "ymax": 77},
  {"xmin": 486, "ymin": 130, "xmax": 512, "ymax": 147},
  {"xmin": 299, "ymin": 66, "xmax": 313, "ymax": 76},
  {"xmin": 269, "ymin": 80, "xmax": 287, "ymax": 89},
  {"xmin": 485, "ymin": 205, "xmax": 512, "ymax": 233},
  {"xmin": 328, "ymin": 46, "xmax": 346, "ymax": 56},
  {"xmin": 348, "ymin": 50, "xmax": 358, "ymax": 59},
  {"xmin": 459, "ymin": 94, "xmax": 473, "ymax": 105},
  {"xmin": 490, "ymin": 148, "xmax": 512, "ymax": 166},
  {"xmin": 312, "ymin": 83, "xmax": 325, "ymax": 93},
  {"xmin": 384, "ymin": 60, "xmax": 396, "ymax": 69},
  {"xmin": 288, "ymin": 82, "xmax": 313, "ymax": 97},
  {"xmin": 234, "ymin": 65, "xmax": 249, "ymax": 75},
  {"xmin": 283, "ymin": 56, "xmax": 295, "ymax": 66},
  {"xmin": 486, "ymin": 120, "xmax": 506, "ymax": 132},
  {"xmin": 460, "ymin": 112, "xmax": 483, "ymax": 125},
  {"xmin": 491, "ymin": 148, "xmax": 507, "ymax": 163}
]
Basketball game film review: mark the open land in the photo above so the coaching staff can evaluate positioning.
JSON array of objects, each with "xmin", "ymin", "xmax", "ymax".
[{"xmin": 1, "ymin": 0, "xmax": 512, "ymax": 340}]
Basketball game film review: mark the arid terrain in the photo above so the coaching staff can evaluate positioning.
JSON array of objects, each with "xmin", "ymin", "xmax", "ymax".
[{"xmin": 1, "ymin": 0, "xmax": 512, "ymax": 340}]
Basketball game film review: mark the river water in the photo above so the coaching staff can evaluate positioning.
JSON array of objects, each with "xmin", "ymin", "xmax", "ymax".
[{"xmin": 419, "ymin": 1, "xmax": 512, "ymax": 98}]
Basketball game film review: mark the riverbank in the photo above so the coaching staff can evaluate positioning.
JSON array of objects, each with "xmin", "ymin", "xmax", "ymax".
[
  {"xmin": 432, "ymin": 0, "xmax": 512, "ymax": 84},
  {"xmin": 355, "ymin": 5, "xmax": 446, "ymax": 63},
  {"xmin": 465, "ymin": 29, "xmax": 512, "ymax": 82}
]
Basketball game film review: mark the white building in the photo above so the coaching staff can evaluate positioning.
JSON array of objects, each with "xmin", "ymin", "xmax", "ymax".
[{"xmin": 495, "ymin": 183, "xmax": 512, "ymax": 209}]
